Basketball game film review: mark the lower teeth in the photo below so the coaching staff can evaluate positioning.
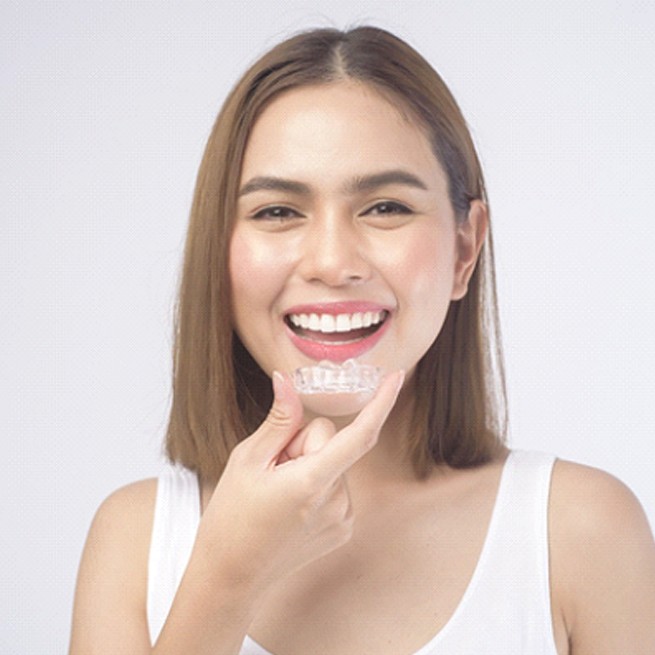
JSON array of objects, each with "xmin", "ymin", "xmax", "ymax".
[{"xmin": 293, "ymin": 359, "xmax": 382, "ymax": 394}]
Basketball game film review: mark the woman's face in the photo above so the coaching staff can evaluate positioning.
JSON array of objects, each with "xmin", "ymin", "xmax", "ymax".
[{"xmin": 230, "ymin": 81, "xmax": 479, "ymax": 394}]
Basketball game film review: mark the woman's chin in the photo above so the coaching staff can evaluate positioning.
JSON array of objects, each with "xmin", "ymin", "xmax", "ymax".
[{"xmin": 299, "ymin": 389, "xmax": 376, "ymax": 418}]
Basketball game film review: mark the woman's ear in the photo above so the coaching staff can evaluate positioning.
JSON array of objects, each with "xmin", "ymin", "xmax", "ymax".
[{"xmin": 451, "ymin": 200, "xmax": 488, "ymax": 300}]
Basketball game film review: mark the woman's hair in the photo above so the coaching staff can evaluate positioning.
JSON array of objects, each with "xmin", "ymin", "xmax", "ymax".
[{"xmin": 165, "ymin": 25, "xmax": 508, "ymax": 481}]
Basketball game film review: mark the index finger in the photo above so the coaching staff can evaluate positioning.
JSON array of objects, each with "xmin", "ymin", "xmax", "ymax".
[{"xmin": 307, "ymin": 370, "xmax": 405, "ymax": 484}]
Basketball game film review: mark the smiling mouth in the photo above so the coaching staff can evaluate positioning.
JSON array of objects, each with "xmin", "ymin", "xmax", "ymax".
[{"xmin": 284, "ymin": 310, "xmax": 389, "ymax": 343}]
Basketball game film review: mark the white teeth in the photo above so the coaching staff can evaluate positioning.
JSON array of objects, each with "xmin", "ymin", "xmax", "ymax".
[
  {"xmin": 335, "ymin": 314, "xmax": 351, "ymax": 332},
  {"xmin": 287, "ymin": 310, "xmax": 386, "ymax": 334},
  {"xmin": 320, "ymin": 315, "xmax": 336, "ymax": 333}
]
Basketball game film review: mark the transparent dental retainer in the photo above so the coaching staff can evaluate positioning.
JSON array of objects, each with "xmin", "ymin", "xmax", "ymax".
[
  {"xmin": 291, "ymin": 359, "xmax": 382, "ymax": 417},
  {"xmin": 293, "ymin": 359, "xmax": 382, "ymax": 395}
]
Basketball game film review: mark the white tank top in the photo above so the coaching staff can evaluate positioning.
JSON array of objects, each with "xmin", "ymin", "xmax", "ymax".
[{"xmin": 147, "ymin": 450, "xmax": 558, "ymax": 654}]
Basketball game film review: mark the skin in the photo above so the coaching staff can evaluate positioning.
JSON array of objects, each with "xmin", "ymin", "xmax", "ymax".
[
  {"xmin": 69, "ymin": 82, "xmax": 655, "ymax": 655},
  {"xmin": 230, "ymin": 81, "xmax": 482, "ymax": 422}
]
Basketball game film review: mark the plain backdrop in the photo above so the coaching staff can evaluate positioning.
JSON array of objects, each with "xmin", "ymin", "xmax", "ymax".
[{"xmin": 2, "ymin": 1, "xmax": 654, "ymax": 652}]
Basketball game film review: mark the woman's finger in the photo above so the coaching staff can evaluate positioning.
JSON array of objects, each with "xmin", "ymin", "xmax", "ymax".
[
  {"xmin": 246, "ymin": 372, "xmax": 305, "ymax": 464},
  {"xmin": 307, "ymin": 370, "xmax": 405, "ymax": 485},
  {"xmin": 278, "ymin": 417, "xmax": 336, "ymax": 465}
]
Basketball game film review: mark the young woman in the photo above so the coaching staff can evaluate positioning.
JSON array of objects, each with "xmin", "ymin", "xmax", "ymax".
[{"xmin": 69, "ymin": 26, "xmax": 655, "ymax": 655}]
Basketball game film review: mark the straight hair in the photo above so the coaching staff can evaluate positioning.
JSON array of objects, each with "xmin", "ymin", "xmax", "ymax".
[{"xmin": 165, "ymin": 26, "xmax": 508, "ymax": 481}]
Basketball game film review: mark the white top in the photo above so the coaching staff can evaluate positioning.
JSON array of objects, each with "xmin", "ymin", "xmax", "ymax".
[{"xmin": 147, "ymin": 450, "xmax": 558, "ymax": 654}]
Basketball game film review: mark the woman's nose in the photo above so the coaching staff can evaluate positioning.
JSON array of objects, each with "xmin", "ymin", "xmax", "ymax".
[{"xmin": 297, "ymin": 213, "xmax": 371, "ymax": 287}]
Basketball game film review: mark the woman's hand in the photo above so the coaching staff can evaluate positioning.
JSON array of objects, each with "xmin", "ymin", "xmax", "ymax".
[{"xmin": 194, "ymin": 369, "xmax": 404, "ymax": 599}]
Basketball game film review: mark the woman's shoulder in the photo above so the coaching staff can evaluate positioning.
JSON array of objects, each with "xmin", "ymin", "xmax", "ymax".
[
  {"xmin": 549, "ymin": 457, "xmax": 654, "ymax": 561},
  {"xmin": 92, "ymin": 477, "xmax": 159, "ymax": 531},
  {"xmin": 69, "ymin": 478, "xmax": 160, "ymax": 650},
  {"xmin": 81, "ymin": 477, "xmax": 159, "ymax": 583},
  {"xmin": 82, "ymin": 477, "xmax": 159, "ymax": 583},
  {"xmin": 549, "ymin": 458, "xmax": 655, "ymax": 651},
  {"xmin": 550, "ymin": 458, "xmax": 650, "ymax": 533}
]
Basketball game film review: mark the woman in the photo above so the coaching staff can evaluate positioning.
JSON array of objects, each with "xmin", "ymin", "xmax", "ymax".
[{"xmin": 69, "ymin": 26, "xmax": 655, "ymax": 654}]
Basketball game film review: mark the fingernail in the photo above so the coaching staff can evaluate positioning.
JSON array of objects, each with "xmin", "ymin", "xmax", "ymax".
[{"xmin": 272, "ymin": 371, "xmax": 285, "ymax": 398}]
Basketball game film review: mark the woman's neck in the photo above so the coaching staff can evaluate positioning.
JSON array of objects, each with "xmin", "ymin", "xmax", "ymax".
[{"xmin": 334, "ymin": 382, "xmax": 427, "ymax": 491}]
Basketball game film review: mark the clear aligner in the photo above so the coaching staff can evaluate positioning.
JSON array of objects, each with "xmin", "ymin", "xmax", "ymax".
[{"xmin": 293, "ymin": 359, "xmax": 382, "ymax": 394}]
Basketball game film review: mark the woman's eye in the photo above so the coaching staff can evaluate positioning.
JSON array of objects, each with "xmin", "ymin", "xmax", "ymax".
[
  {"xmin": 251, "ymin": 206, "xmax": 302, "ymax": 221},
  {"xmin": 363, "ymin": 201, "xmax": 412, "ymax": 216}
]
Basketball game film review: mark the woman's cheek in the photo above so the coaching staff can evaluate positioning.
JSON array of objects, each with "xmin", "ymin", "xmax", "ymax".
[
  {"xmin": 229, "ymin": 229, "xmax": 296, "ymax": 315},
  {"xmin": 230, "ymin": 229, "xmax": 268, "ymax": 283},
  {"xmin": 378, "ymin": 228, "xmax": 451, "ymax": 284}
]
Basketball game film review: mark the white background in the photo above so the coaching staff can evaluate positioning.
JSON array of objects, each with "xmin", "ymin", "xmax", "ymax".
[{"xmin": 2, "ymin": 1, "xmax": 654, "ymax": 652}]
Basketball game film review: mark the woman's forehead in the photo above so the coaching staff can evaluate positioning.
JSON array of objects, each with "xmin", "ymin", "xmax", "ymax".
[{"xmin": 240, "ymin": 82, "xmax": 443, "ymax": 191}]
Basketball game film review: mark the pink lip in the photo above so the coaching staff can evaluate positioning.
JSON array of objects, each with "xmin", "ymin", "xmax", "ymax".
[
  {"xmin": 283, "ymin": 301, "xmax": 393, "ymax": 363},
  {"xmin": 284, "ymin": 301, "xmax": 390, "ymax": 316}
]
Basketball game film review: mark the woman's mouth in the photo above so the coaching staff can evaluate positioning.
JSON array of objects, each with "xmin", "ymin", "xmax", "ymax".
[
  {"xmin": 283, "ymin": 307, "xmax": 391, "ymax": 362},
  {"xmin": 285, "ymin": 310, "xmax": 388, "ymax": 343}
]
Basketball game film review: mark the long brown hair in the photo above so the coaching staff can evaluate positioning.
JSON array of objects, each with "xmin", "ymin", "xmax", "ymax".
[{"xmin": 165, "ymin": 26, "xmax": 508, "ymax": 481}]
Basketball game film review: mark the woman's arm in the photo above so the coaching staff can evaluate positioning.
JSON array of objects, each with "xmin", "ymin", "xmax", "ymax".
[
  {"xmin": 69, "ymin": 371, "xmax": 404, "ymax": 655},
  {"xmin": 68, "ymin": 479, "xmax": 159, "ymax": 654},
  {"xmin": 68, "ymin": 480, "xmax": 257, "ymax": 655},
  {"xmin": 550, "ymin": 460, "xmax": 655, "ymax": 655}
]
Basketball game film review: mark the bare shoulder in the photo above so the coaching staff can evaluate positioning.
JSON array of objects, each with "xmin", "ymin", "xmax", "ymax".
[
  {"xmin": 80, "ymin": 477, "xmax": 158, "ymax": 594},
  {"xmin": 69, "ymin": 478, "xmax": 158, "ymax": 654},
  {"xmin": 91, "ymin": 477, "xmax": 158, "ymax": 535},
  {"xmin": 550, "ymin": 459, "xmax": 652, "ymax": 533},
  {"xmin": 549, "ymin": 459, "xmax": 655, "ymax": 654}
]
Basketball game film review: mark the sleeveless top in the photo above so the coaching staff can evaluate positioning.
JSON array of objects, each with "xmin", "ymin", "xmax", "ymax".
[{"xmin": 147, "ymin": 450, "xmax": 559, "ymax": 654}]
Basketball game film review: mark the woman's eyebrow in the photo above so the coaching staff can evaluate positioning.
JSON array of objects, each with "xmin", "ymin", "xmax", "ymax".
[
  {"xmin": 238, "ymin": 176, "xmax": 311, "ymax": 197},
  {"xmin": 238, "ymin": 169, "xmax": 430, "ymax": 198},
  {"xmin": 344, "ymin": 170, "xmax": 430, "ymax": 194}
]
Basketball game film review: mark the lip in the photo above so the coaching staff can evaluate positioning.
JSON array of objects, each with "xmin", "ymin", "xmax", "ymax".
[
  {"xmin": 283, "ymin": 301, "xmax": 393, "ymax": 363},
  {"xmin": 284, "ymin": 301, "xmax": 391, "ymax": 316}
]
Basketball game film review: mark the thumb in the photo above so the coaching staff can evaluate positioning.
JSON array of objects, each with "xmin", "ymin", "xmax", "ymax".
[{"xmin": 251, "ymin": 371, "xmax": 304, "ymax": 461}]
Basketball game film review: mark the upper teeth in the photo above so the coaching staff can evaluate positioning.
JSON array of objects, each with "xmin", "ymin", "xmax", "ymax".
[{"xmin": 288, "ymin": 311, "xmax": 386, "ymax": 333}]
